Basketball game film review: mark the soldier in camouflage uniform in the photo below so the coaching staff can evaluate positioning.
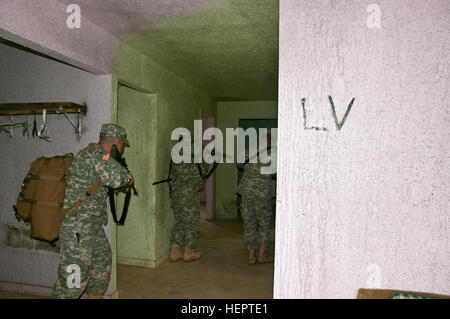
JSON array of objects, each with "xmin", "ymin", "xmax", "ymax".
[
  {"xmin": 169, "ymin": 137, "xmax": 211, "ymax": 263},
  {"xmin": 52, "ymin": 123, "xmax": 133, "ymax": 299},
  {"xmin": 237, "ymin": 137, "xmax": 276, "ymax": 266}
]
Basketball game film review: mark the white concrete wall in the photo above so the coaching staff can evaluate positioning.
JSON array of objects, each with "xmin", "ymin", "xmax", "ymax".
[
  {"xmin": 275, "ymin": 0, "xmax": 449, "ymax": 298},
  {"xmin": 0, "ymin": 0, "xmax": 118, "ymax": 74},
  {"xmin": 0, "ymin": 42, "xmax": 112, "ymax": 295}
]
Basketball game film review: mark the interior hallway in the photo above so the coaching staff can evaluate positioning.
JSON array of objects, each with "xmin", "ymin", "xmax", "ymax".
[
  {"xmin": 117, "ymin": 204, "xmax": 275, "ymax": 299},
  {"xmin": 0, "ymin": 205, "xmax": 275, "ymax": 299}
]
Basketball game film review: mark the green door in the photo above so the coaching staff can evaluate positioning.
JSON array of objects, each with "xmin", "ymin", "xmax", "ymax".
[{"xmin": 116, "ymin": 84, "xmax": 157, "ymax": 267}]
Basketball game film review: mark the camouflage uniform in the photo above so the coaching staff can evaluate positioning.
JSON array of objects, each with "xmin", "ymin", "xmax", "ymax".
[
  {"xmin": 170, "ymin": 158, "xmax": 210, "ymax": 249},
  {"xmin": 52, "ymin": 124, "xmax": 131, "ymax": 299},
  {"xmin": 237, "ymin": 150, "xmax": 276, "ymax": 250}
]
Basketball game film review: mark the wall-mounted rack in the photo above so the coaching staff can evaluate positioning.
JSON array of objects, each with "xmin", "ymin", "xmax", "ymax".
[
  {"xmin": 0, "ymin": 102, "xmax": 86, "ymax": 115},
  {"xmin": 0, "ymin": 102, "xmax": 87, "ymax": 140}
]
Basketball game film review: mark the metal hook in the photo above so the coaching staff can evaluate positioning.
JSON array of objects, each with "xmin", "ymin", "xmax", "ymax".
[
  {"xmin": 37, "ymin": 109, "xmax": 46, "ymax": 136},
  {"xmin": 38, "ymin": 109, "xmax": 52, "ymax": 142},
  {"xmin": 0, "ymin": 118, "xmax": 28, "ymax": 137},
  {"xmin": 9, "ymin": 116, "xmax": 13, "ymax": 137},
  {"xmin": 56, "ymin": 105, "xmax": 82, "ymax": 137}
]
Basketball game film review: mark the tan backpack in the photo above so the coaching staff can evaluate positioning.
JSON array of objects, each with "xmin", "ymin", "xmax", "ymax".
[
  {"xmin": 14, "ymin": 151, "xmax": 104, "ymax": 244},
  {"xmin": 14, "ymin": 154, "xmax": 74, "ymax": 244}
]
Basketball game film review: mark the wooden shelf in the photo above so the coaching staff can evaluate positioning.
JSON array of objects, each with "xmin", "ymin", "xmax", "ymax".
[{"xmin": 0, "ymin": 102, "xmax": 86, "ymax": 116}]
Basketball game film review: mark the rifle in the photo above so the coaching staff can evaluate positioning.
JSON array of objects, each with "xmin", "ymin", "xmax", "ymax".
[
  {"xmin": 236, "ymin": 146, "xmax": 272, "ymax": 171},
  {"xmin": 108, "ymin": 144, "xmax": 138, "ymax": 225},
  {"xmin": 152, "ymin": 159, "xmax": 173, "ymax": 194},
  {"xmin": 152, "ymin": 149, "xmax": 231, "ymax": 191}
]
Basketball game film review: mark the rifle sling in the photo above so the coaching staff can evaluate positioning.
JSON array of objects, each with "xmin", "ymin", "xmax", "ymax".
[
  {"xmin": 108, "ymin": 187, "xmax": 131, "ymax": 225},
  {"xmin": 202, "ymin": 162, "xmax": 218, "ymax": 179},
  {"xmin": 245, "ymin": 146, "xmax": 272, "ymax": 165}
]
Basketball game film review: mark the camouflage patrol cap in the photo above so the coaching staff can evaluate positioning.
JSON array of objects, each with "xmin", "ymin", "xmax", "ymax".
[{"xmin": 100, "ymin": 123, "xmax": 129, "ymax": 145}]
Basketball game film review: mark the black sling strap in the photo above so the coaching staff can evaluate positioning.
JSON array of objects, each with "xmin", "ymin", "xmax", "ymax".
[
  {"xmin": 108, "ymin": 187, "xmax": 131, "ymax": 225},
  {"xmin": 244, "ymin": 146, "xmax": 272, "ymax": 165},
  {"xmin": 107, "ymin": 144, "xmax": 137, "ymax": 225},
  {"xmin": 201, "ymin": 162, "xmax": 218, "ymax": 179}
]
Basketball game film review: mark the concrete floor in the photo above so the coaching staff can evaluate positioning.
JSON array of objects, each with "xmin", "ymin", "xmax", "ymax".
[
  {"xmin": 118, "ymin": 217, "xmax": 275, "ymax": 299},
  {"xmin": 0, "ymin": 208, "xmax": 275, "ymax": 299}
]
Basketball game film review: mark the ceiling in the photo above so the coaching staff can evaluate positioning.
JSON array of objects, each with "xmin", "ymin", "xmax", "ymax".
[{"xmin": 57, "ymin": 0, "xmax": 279, "ymax": 101}]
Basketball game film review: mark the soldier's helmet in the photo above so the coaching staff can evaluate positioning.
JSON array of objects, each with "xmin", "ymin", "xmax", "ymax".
[{"xmin": 100, "ymin": 123, "xmax": 130, "ymax": 146}]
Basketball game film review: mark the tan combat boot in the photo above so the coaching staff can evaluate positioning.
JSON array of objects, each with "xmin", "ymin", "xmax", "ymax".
[
  {"xmin": 169, "ymin": 243, "xmax": 182, "ymax": 263},
  {"xmin": 183, "ymin": 246, "xmax": 201, "ymax": 262},
  {"xmin": 248, "ymin": 248, "xmax": 256, "ymax": 266},
  {"xmin": 257, "ymin": 246, "xmax": 273, "ymax": 264}
]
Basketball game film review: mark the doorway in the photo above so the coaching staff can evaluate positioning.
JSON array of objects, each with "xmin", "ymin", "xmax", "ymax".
[{"xmin": 116, "ymin": 84, "xmax": 157, "ymax": 267}]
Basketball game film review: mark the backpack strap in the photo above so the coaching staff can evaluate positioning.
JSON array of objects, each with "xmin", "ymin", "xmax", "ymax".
[
  {"xmin": 66, "ymin": 145, "xmax": 103, "ymax": 217},
  {"xmin": 67, "ymin": 177, "xmax": 103, "ymax": 217},
  {"xmin": 27, "ymin": 174, "xmax": 68, "ymax": 182}
]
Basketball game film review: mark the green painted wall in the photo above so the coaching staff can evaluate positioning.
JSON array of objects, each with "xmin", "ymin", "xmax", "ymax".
[
  {"xmin": 111, "ymin": 41, "xmax": 216, "ymax": 267},
  {"xmin": 215, "ymin": 101, "xmax": 278, "ymax": 219},
  {"xmin": 116, "ymin": 86, "xmax": 157, "ymax": 267}
]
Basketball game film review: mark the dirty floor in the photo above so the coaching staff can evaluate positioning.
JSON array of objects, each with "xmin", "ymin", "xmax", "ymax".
[{"xmin": 118, "ymin": 217, "xmax": 274, "ymax": 299}]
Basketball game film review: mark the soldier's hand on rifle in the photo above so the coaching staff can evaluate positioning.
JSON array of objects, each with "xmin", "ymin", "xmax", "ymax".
[{"xmin": 127, "ymin": 175, "xmax": 135, "ymax": 187}]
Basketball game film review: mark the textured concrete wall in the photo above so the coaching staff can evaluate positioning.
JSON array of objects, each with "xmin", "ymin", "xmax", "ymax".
[
  {"xmin": 0, "ymin": 42, "xmax": 112, "ymax": 295},
  {"xmin": 0, "ymin": 0, "xmax": 118, "ymax": 74},
  {"xmin": 215, "ymin": 101, "xmax": 278, "ymax": 219},
  {"xmin": 275, "ymin": 0, "xmax": 449, "ymax": 298},
  {"xmin": 123, "ymin": 0, "xmax": 279, "ymax": 100}
]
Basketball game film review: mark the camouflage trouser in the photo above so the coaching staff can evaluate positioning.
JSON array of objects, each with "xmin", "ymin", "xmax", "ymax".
[
  {"xmin": 240, "ymin": 195, "xmax": 272, "ymax": 250},
  {"xmin": 52, "ymin": 213, "xmax": 111, "ymax": 299},
  {"xmin": 170, "ymin": 191, "xmax": 200, "ymax": 249}
]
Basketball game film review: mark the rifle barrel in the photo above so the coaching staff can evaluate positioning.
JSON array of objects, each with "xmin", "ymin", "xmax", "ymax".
[{"xmin": 152, "ymin": 178, "xmax": 172, "ymax": 185}]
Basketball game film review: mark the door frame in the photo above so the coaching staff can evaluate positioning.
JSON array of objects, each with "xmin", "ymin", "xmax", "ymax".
[
  {"xmin": 200, "ymin": 113, "xmax": 216, "ymax": 220},
  {"xmin": 108, "ymin": 77, "xmax": 155, "ymax": 298}
]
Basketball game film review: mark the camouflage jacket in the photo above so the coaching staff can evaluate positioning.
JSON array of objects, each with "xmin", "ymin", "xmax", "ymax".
[
  {"xmin": 63, "ymin": 143, "xmax": 131, "ymax": 219},
  {"xmin": 171, "ymin": 160, "xmax": 211, "ymax": 194},
  {"xmin": 237, "ymin": 149, "xmax": 276, "ymax": 199}
]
